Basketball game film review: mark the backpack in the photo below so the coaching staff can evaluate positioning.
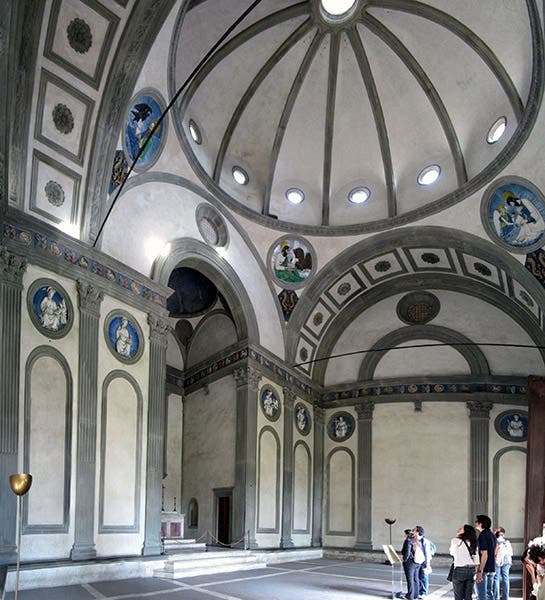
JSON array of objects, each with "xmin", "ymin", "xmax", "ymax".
[{"xmin": 495, "ymin": 540, "xmax": 512, "ymax": 567}]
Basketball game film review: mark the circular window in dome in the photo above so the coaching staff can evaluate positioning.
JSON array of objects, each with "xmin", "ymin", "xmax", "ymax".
[
  {"xmin": 487, "ymin": 116, "xmax": 507, "ymax": 144},
  {"xmin": 349, "ymin": 186, "xmax": 370, "ymax": 204},
  {"xmin": 286, "ymin": 188, "xmax": 305, "ymax": 205},
  {"xmin": 418, "ymin": 164, "xmax": 441, "ymax": 186},
  {"xmin": 232, "ymin": 166, "xmax": 249, "ymax": 185},
  {"xmin": 196, "ymin": 203, "xmax": 229, "ymax": 248},
  {"xmin": 321, "ymin": 0, "xmax": 358, "ymax": 17},
  {"xmin": 188, "ymin": 119, "xmax": 202, "ymax": 144}
]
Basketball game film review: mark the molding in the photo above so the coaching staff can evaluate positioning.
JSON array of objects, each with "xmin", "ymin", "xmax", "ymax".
[
  {"xmin": 325, "ymin": 447, "xmax": 355, "ymax": 536},
  {"xmin": 292, "ymin": 440, "xmax": 312, "ymax": 534},
  {"xmin": 492, "ymin": 445, "xmax": 527, "ymax": 534},
  {"xmin": 256, "ymin": 425, "xmax": 281, "ymax": 534}
]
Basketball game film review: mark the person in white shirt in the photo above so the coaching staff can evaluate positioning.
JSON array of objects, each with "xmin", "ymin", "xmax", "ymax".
[
  {"xmin": 449, "ymin": 524, "xmax": 480, "ymax": 600},
  {"xmin": 494, "ymin": 527, "xmax": 513, "ymax": 600}
]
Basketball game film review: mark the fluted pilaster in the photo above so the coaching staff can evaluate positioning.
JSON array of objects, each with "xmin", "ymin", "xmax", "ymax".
[
  {"xmin": 0, "ymin": 247, "xmax": 26, "ymax": 563},
  {"xmin": 70, "ymin": 281, "xmax": 103, "ymax": 560},
  {"xmin": 232, "ymin": 365, "xmax": 261, "ymax": 549},
  {"xmin": 142, "ymin": 314, "xmax": 169, "ymax": 556},
  {"xmin": 354, "ymin": 400, "xmax": 374, "ymax": 550},
  {"xmin": 280, "ymin": 387, "xmax": 296, "ymax": 548},
  {"xmin": 467, "ymin": 401, "xmax": 492, "ymax": 520},
  {"xmin": 312, "ymin": 405, "xmax": 325, "ymax": 547}
]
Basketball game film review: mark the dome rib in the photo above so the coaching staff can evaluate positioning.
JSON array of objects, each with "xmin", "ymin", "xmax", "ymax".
[
  {"xmin": 264, "ymin": 29, "xmax": 324, "ymax": 217},
  {"xmin": 348, "ymin": 26, "xmax": 396, "ymax": 217},
  {"xmin": 323, "ymin": 31, "xmax": 341, "ymax": 226},
  {"xmin": 212, "ymin": 18, "xmax": 314, "ymax": 184},
  {"xmin": 361, "ymin": 13, "xmax": 467, "ymax": 186},
  {"xmin": 369, "ymin": 0, "xmax": 524, "ymax": 119}
]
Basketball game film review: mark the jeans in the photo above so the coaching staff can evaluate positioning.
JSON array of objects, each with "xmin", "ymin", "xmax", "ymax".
[
  {"xmin": 404, "ymin": 561, "xmax": 422, "ymax": 599},
  {"xmin": 476, "ymin": 571, "xmax": 496, "ymax": 600},
  {"xmin": 419, "ymin": 565, "xmax": 429, "ymax": 596},
  {"xmin": 452, "ymin": 566, "xmax": 477, "ymax": 600},
  {"xmin": 494, "ymin": 564, "xmax": 510, "ymax": 600}
]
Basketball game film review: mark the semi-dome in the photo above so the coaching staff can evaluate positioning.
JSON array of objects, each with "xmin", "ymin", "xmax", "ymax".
[{"xmin": 170, "ymin": 0, "xmax": 540, "ymax": 234}]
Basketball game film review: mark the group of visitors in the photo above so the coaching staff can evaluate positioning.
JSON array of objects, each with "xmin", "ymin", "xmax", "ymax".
[
  {"xmin": 401, "ymin": 525, "xmax": 436, "ymax": 599},
  {"xmin": 449, "ymin": 515, "xmax": 512, "ymax": 600},
  {"xmin": 401, "ymin": 516, "xmax": 513, "ymax": 600}
]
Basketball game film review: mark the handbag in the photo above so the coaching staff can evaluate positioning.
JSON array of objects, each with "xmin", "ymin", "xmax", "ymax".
[{"xmin": 447, "ymin": 563, "xmax": 454, "ymax": 582}]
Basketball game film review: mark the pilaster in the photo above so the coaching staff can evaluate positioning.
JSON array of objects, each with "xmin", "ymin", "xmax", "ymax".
[
  {"xmin": 142, "ymin": 314, "xmax": 169, "ymax": 555},
  {"xmin": 467, "ymin": 400, "xmax": 492, "ymax": 520},
  {"xmin": 232, "ymin": 365, "xmax": 261, "ymax": 549},
  {"xmin": 354, "ymin": 400, "xmax": 374, "ymax": 550},
  {"xmin": 70, "ymin": 280, "xmax": 103, "ymax": 560},
  {"xmin": 280, "ymin": 387, "xmax": 296, "ymax": 548},
  {"xmin": 312, "ymin": 405, "xmax": 325, "ymax": 547},
  {"xmin": 0, "ymin": 247, "xmax": 26, "ymax": 564}
]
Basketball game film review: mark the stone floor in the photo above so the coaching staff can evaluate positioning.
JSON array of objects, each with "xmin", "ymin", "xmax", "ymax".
[{"xmin": 4, "ymin": 558, "xmax": 523, "ymax": 600}]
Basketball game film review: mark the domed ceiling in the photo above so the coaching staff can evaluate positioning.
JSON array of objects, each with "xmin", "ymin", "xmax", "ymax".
[{"xmin": 170, "ymin": 0, "xmax": 540, "ymax": 234}]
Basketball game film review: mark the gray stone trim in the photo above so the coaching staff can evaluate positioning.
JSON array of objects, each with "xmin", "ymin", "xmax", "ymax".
[
  {"xmin": 312, "ymin": 406, "xmax": 325, "ymax": 546},
  {"xmin": 0, "ymin": 247, "xmax": 26, "ymax": 563},
  {"xmin": 43, "ymin": 0, "xmax": 120, "ymax": 90},
  {"xmin": 292, "ymin": 439, "xmax": 312, "ymax": 534},
  {"xmin": 3, "ymin": 208, "xmax": 171, "ymax": 315},
  {"xmin": 153, "ymin": 238, "xmax": 259, "ymax": 344},
  {"xmin": 325, "ymin": 447, "xmax": 355, "ymax": 536},
  {"xmin": 71, "ymin": 280, "xmax": 103, "ymax": 561},
  {"xmin": 358, "ymin": 325, "xmax": 491, "ymax": 381},
  {"xmin": 4, "ymin": 0, "xmax": 44, "ymax": 210},
  {"xmin": 361, "ymin": 13, "xmax": 467, "ymax": 186},
  {"xmin": 354, "ymin": 401, "xmax": 374, "ymax": 550},
  {"xmin": 280, "ymin": 388, "xmax": 296, "ymax": 547},
  {"xmin": 142, "ymin": 315, "xmax": 169, "ymax": 555},
  {"xmin": 348, "ymin": 27, "xmax": 395, "ymax": 218},
  {"xmin": 23, "ymin": 345, "xmax": 72, "ymax": 534},
  {"xmin": 492, "ymin": 445, "xmax": 526, "ymax": 537},
  {"xmin": 34, "ymin": 68, "xmax": 95, "ymax": 166},
  {"xmin": 232, "ymin": 366, "xmax": 261, "ymax": 549},
  {"xmin": 467, "ymin": 401, "xmax": 492, "ymax": 520},
  {"xmin": 99, "ymin": 370, "xmax": 143, "ymax": 533},
  {"xmin": 84, "ymin": 0, "xmax": 178, "ymax": 241},
  {"xmin": 256, "ymin": 425, "xmax": 281, "ymax": 535}
]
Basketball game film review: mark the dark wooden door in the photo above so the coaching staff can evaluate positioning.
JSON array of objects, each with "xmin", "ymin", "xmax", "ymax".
[{"xmin": 217, "ymin": 496, "xmax": 231, "ymax": 545}]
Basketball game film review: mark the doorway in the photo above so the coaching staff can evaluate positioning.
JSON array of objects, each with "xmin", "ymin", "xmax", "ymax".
[{"xmin": 213, "ymin": 487, "xmax": 233, "ymax": 546}]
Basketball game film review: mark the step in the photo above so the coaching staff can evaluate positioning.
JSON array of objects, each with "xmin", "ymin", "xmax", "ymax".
[
  {"xmin": 154, "ymin": 559, "xmax": 266, "ymax": 579},
  {"xmin": 165, "ymin": 549, "xmax": 250, "ymax": 563},
  {"xmin": 163, "ymin": 540, "xmax": 206, "ymax": 553},
  {"xmin": 162, "ymin": 554, "xmax": 260, "ymax": 572},
  {"xmin": 154, "ymin": 552, "xmax": 264, "ymax": 579}
]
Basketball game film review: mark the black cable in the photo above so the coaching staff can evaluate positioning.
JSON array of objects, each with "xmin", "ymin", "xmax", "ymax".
[
  {"xmin": 292, "ymin": 341, "xmax": 545, "ymax": 369},
  {"xmin": 92, "ymin": 0, "xmax": 264, "ymax": 248}
]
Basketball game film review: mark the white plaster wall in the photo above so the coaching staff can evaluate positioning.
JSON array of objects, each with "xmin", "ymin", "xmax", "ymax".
[
  {"xmin": 181, "ymin": 377, "xmax": 236, "ymax": 541},
  {"xmin": 96, "ymin": 295, "xmax": 150, "ymax": 557},
  {"xmin": 19, "ymin": 265, "xmax": 80, "ymax": 560},
  {"xmin": 372, "ymin": 402, "xmax": 469, "ymax": 553},
  {"xmin": 188, "ymin": 313, "xmax": 237, "ymax": 367},
  {"xmin": 164, "ymin": 393, "xmax": 183, "ymax": 513},
  {"xmin": 322, "ymin": 407, "xmax": 357, "ymax": 547}
]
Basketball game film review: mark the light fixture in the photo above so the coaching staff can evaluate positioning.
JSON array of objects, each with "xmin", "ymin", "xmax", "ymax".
[
  {"xmin": 487, "ymin": 116, "xmax": 507, "ymax": 144},
  {"xmin": 286, "ymin": 187, "xmax": 305, "ymax": 205},
  {"xmin": 321, "ymin": 0, "xmax": 357, "ymax": 17},
  {"xmin": 10, "ymin": 473, "xmax": 33, "ymax": 600},
  {"xmin": 188, "ymin": 119, "xmax": 202, "ymax": 144},
  {"xmin": 417, "ymin": 164, "xmax": 441, "ymax": 186},
  {"xmin": 348, "ymin": 186, "xmax": 370, "ymax": 204},
  {"xmin": 232, "ymin": 166, "xmax": 249, "ymax": 185}
]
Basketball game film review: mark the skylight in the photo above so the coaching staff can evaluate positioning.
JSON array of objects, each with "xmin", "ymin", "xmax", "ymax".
[
  {"xmin": 348, "ymin": 186, "xmax": 370, "ymax": 204},
  {"xmin": 487, "ymin": 116, "xmax": 507, "ymax": 144},
  {"xmin": 188, "ymin": 119, "xmax": 202, "ymax": 144},
  {"xmin": 321, "ymin": 0, "xmax": 357, "ymax": 16},
  {"xmin": 286, "ymin": 188, "xmax": 305, "ymax": 205},
  {"xmin": 417, "ymin": 165, "xmax": 441, "ymax": 186},
  {"xmin": 232, "ymin": 166, "xmax": 249, "ymax": 185}
]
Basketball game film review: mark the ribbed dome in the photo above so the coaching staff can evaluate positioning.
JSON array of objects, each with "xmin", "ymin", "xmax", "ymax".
[{"xmin": 171, "ymin": 0, "xmax": 540, "ymax": 234}]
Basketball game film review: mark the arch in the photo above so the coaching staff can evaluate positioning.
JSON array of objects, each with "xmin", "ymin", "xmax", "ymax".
[
  {"xmin": 359, "ymin": 325, "xmax": 490, "ymax": 381},
  {"xmin": 152, "ymin": 238, "xmax": 259, "ymax": 345},
  {"xmin": 99, "ymin": 370, "xmax": 143, "ymax": 532},
  {"xmin": 256, "ymin": 426, "xmax": 281, "ymax": 533},
  {"xmin": 188, "ymin": 497, "xmax": 199, "ymax": 529},
  {"xmin": 492, "ymin": 446, "xmax": 526, "ymax": 542},
  {"xmin": 325, "ymin": 447, "xmax": 355, "ymax": 536},
  {"xmin": 24, "ymin": 346, "xmax": 73, "ymax": 533},
  {"xmin": 292, "ymin": 440, "xmax": 312, "ymax": 533},
  {"xmin": 187, "ymin": 309, "xmax": 238, "ymax": 367}
]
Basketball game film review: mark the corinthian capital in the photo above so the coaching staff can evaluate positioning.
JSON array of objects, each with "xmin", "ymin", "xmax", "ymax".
[
  {"xmin": 77, "ymin": 280, "xmax": 103, "ymax": 314},
  {"xmin": 467, "ymin": 401, "xmax": 492, "ymax": 418},
  {"xmin": 148, "ymin": 314, "xmax": 170, "ymax": 345},
  {"xmin": 0, "ymin": 246, "xmax": 27, "ymax": 284},
  {"xmin": 355, "ymin": 400, "xmax": 375, "ymax": 420}
]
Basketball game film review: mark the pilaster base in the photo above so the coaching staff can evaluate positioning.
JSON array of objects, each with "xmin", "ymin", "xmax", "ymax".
[
  {"xmin": 70, "ymin": 544, "xmax": 97, "ymax": 561},
  {"xmin": 354, "ymin": 540, "xmax": 373, "ymax": 550},
  {"xmin": 141, "ymin": 542, "xmax": 163, "ymax": 556},
  {"xmin": 280, "ymin": 537, "xmax": 294, "ymax": 548},
  {"xmin": 0, "ymin": 546, "xmax": 17, "ymax": 565}
]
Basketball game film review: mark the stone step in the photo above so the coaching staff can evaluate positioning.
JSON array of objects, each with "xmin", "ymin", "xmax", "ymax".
[
  {"xmin": 154, "ymin": 551, "xmax": 264, "ymax": 579},
  {"xmin": 163, "ymin": 540, "xmax": 206, "ymax": 553}
]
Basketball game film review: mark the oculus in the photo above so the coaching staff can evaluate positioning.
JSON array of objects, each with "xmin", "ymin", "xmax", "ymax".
[
  {"xmin": 348, "ymin": 186, "xmax": 370, "ymax": 204},
  {"xmin": 487, "ymin": 116, "xmax": 507, "ymax": 144},
  {"xmin": 286, "ymin": 188, "xmax": 305, "ymax": 205},
  {"xmin": 397, "ymin": 291, "xmax": 440, "ymax": 325},
  {"xmin": 418, "ymin": 164, "xmax": 441, "ymax": 186}
]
